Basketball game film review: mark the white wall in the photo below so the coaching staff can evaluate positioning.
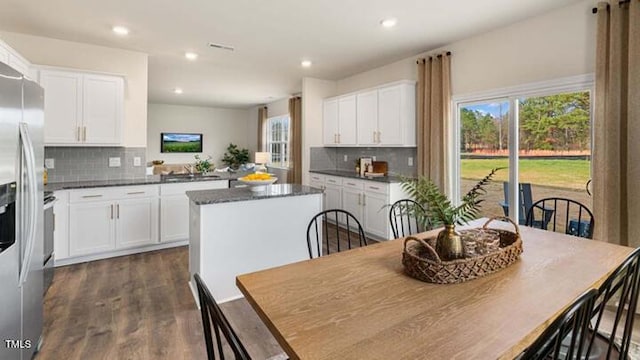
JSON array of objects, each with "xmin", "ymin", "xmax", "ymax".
[
  {"xmin": 266, "ymin": 98, "xmax": 290, "ymax": 118},
  {"xmin": 0, "ymin": 31, "xmax": 149, "ymax": 147},
  {"xmin": 336, "ymin": 0, "xmax": 597, "ymax": 97},
  {"xmin": 147, "ymin": 103, "xmax": 252, "ymax": 166},
  {"xmin": 301, "ymin": 78, "xmax": 337, "ymax": 185}
]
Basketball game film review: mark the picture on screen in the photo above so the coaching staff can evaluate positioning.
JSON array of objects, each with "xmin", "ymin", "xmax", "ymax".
[{"xmin": 161, "ymin": 133, "xmax": 203, "ymax": 153}]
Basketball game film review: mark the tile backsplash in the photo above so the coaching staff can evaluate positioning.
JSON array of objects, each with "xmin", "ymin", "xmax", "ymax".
[
  {"xmin": 310, "ymin": 147, "xmax": 417, "ymax": 176},
  {"xmin": 45, "ymin": 147, "xmax": 146, "ymax": 183}
]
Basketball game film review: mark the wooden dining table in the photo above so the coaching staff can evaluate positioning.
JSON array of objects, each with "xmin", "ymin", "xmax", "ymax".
[{"xmin": 236, "ymin": 218, "xmax": 633, "ymax": 360}]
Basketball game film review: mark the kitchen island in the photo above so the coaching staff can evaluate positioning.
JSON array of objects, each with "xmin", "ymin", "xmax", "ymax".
[{"xmin": 187, "ymin": 184, "xmax": 323, "ymax": 302}]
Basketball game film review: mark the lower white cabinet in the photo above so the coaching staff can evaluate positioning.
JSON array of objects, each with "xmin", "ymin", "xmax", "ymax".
[
  {"xmin": 308, "ymin": 172, "xmax": 409, "ymax": 240},
  {"xmin": 67, "ymin": 185, "xmax": 159, "ymax": 257},
  {"xmin": 69, "ymin": 200, "xmax": 115, "ymax": 256},
  {"xmin": 160, "ymin": 180, "xmax": 228, "ymax": 243}
]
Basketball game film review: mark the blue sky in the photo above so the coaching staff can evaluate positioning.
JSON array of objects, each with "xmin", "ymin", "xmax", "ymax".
[{"xmin": 464, "ymin": 101, "xmax": 509, "ymax": 118}]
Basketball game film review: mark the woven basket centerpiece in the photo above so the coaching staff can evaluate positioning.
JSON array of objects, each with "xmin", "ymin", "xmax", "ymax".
[{"xmin": 402, "ymin": 217, "xmax": 523, "ymax": 284}]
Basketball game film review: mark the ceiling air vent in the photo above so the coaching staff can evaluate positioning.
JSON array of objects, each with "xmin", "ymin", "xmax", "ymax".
[{"xmin": 208, "ymin": 42, "xmax": 235, "ymax": 51}]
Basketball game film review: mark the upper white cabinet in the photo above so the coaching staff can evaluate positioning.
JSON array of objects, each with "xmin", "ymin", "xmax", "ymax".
[
  {"xmin": 39, "ymin": 68, "xmax": 124, "ymax": 146},
  {"xmin": 323, "ymin": 81, "xmax": 416, "ymax": 147},
  {"xmin": 0, "ymin": 39, "xmax": 33, "ymax": 78},
  {"xmin": 324, "ymin": 95, "xmax": 357, "ymax": 146}
]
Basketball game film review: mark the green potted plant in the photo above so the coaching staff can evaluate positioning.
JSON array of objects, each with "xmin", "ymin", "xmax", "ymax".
[
  {"xmin": 193, "ymin": 154, "xmax": 214, "ymax": 174},
  {"xmin": 400, "ymin": 168, "xmax": 501, "ymax": 261},
  {"xmin": 221, "ymin": 143, "xmax": 249, "ymax": 170}
]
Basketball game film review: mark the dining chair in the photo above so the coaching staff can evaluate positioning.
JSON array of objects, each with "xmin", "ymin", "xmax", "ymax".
[
  {"xmin": 585, "ymin": 247, "xmax": 640, "ymax": 359},
  {"xmin": 306, "ymin": 209, "xmax": 367, "ymax": 259},
  {"xmin": 194, "ymin": 273, "xmax": 252, "ymax": 360},
  {"xmin": 519, "ymin": 289, "xmax": 598, "ymax": 360},
  {"xmin": 501, "ymin": 182, "xmax": 554, "ymax": 227},
  {"xmin": 389, "ymin": 199, "xmax": 431, "ymax": 238},
  {"xmin": 525, "ymin": 197, "xmax": 594, "ymax": 239}
]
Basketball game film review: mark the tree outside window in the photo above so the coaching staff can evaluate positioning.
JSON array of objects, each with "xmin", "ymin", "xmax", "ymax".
[{"xmin": 266, "ymin": 115, "xmax": 290, "ymax": 168}]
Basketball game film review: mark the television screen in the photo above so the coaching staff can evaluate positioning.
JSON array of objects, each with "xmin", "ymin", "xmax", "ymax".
[{"xmin": 161, "ymin": 133, "xmax": 203, "ymax": 153}]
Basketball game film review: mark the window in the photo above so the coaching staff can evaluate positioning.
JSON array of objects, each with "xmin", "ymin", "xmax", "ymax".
[
  {"xmin": 452, "ymin": 75, "xmax": 594, "ymax": 223},
  {"xmin": 266, "ymin": 115, "xmax": 290, "ymax": 168}
]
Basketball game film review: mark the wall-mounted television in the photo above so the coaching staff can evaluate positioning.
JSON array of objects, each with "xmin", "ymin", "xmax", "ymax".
[{"xmin": 161, "ymin": 133, "xmax": 203, "ymax": 153}]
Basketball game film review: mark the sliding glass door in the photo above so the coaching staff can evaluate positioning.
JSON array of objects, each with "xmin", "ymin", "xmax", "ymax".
[{"xmin": 455, "ymin": 81, "xmax": 592, "ymax": 224}]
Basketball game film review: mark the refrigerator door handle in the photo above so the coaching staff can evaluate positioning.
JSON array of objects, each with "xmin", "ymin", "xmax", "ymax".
[{"xmin": 18, "ymin": 122, "xmax": 38, "ymax": 287}]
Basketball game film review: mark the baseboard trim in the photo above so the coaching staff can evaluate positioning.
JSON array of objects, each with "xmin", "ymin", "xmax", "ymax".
[{"xmin": 54, "ymin": 240, "xmax": 189, "ymax": 267}]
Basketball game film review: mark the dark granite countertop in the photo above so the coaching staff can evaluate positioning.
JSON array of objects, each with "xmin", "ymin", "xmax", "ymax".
[
  {"xmin": 45, "ymin": 172, "xmax": 250, "ymax": 191},
  {"xmin": 309, "ymin": 169, "xmax": 407, "ymax": 183},
  {"xmin": 186, "ymin": 184, "xmax": 323, "ymax": 205}
]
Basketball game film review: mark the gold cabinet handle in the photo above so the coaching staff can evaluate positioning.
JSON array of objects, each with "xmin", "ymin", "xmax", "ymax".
[
  {"xmin": 82, "ymin": 194, "xmax": 103, "ymax": 198},
  {"xmin": 83, "ymin": 126, "xmax": 87, "ymax": 142},
  {"xmin": 110, "ymin": 204, "xmax": 113, "ymax": 219},
  {"xmin": 116, "ymin": 204, "xmax": 120, "ymax": 219},
  {"xmin": 362, "ymin": 193, "xmax": 366, "ymax": 206}
]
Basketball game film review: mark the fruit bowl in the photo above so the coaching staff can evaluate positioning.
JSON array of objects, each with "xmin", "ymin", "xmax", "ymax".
[{"xmin": 238, "ymin": 174, "xmax": 277, "ymax": 192}]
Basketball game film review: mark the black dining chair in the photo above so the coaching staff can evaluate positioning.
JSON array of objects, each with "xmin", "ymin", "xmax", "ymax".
[
  {"xmin": 194, "ymin": 273, "xmax": 252, "ymax": 360},
  {"xmin": 389, "ymin": 199, "xmax": 432, "ymax": 238},
  {"xmin": 519, "ymin": 289, "xmax": 598, "ymax": 360},
  {"xmin": 525, "ymin": 197, "xmax": 594, "ymax": 239},
  {"xmin": 585, "ymin": 247, "xmax": 640, "ymax": 359},
  {"xmin": 306, "ymin": 209, "xmax": 367, "ymax": 259}
]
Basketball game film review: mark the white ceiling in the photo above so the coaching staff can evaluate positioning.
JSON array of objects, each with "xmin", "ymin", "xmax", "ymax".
[{"xmin": 0, "ymin": 0, "xmax": 582, "ymax": 109}]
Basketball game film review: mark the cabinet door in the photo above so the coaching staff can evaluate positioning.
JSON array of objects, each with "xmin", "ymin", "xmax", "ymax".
[
  {"xmin": 83, "ymin": 75, "xmax": 123, "ymax": 145},
  {"xmin": 324, "ymin": 184, "xmax": 342, "ymax": 215},
  {"xmin": 377, "ymin": 85, "xmax": 404, "ymax": 145},
  {"xmin": 69, "ymin": 201, "xmax": 115, "ymax": 256},
  {"xmin": 341, "ymin": 188, "xmax": 363, "ymax": 227},
  {"xmin": 338, "ymin": 95, "xmax": 357, "ymax": 145},
  {"xmin": 363, "ymin": 192, "xmax": 389, "ymax": 239},
  {"xmin": 116, "ymin": 198, "xmax": 159, "ymax": 248},
  {"xmin": 160, "ymin": 195, "xmax": 189, "ymax": 242},
  {"xmin": 52, "ymin": 191, "xmax": 69, "ymax": 260},
  {"xmin": 40, "ymin": 70, "xmax": 83, "ymax": 144},
  {"xmin": 323, "ymin": 98, "xmax": 339, "ymax": 145},
  {"xmin": 356, "ymin": 90, "xmax": 378, "ymax": 145}
]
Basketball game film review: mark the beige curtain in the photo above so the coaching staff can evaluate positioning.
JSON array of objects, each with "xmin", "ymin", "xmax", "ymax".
[
  {"xmin": 593, "ymin": 0, "xmax": 640, "ymax": 245},
  {"xmin": 417, "ymin": 52, "xmax": 451, "ymax": 191},
  {"xmin": 257, "ymin": 106, "xmax": 268, "ymax": 152},
  {"xmin": 287, "ymin": 96, "xmax": 302, "ymax": 184}
]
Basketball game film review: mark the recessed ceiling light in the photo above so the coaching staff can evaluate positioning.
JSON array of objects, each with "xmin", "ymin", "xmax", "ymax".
[
  {"xmin": 173, "ymin": 88, "xmax": 183, "ymax": 94},
  {"xmin": 112, "ymin": 26, "xmax": 130, "ymax": 36},
  {"xmin": 301, "ymin": 60, "xmax": 312, "ymax": 68},
  {"xmin": 185, "ymin": 52, "xmax": 198, "ymax": 60},
  {"xmin": 380, "ymin": 18, "xmax": 398, "ymax": 28}
]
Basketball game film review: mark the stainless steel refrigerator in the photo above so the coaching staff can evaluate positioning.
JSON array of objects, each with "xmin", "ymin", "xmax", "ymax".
[{"xmin": 0, "ymin": 62, "xmax": 44, "ymax": 360}]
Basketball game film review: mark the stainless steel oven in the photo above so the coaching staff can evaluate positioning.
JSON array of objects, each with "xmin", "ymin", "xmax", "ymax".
[{"xmin": 43, "ymin": 192, "xmax": 55, "ymax": 294}]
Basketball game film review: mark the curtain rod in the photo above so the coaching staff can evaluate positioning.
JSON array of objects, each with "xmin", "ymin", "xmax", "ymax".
[
  {"xmin": 593, "ymin": 0, "xmax": 630, "ymax": 13},
  {"xmin": 415, "ymin": 51, "xmax": 452, "ymax": 64}
]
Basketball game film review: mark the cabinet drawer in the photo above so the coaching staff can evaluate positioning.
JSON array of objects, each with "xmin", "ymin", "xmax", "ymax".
[
  {"xmin": 364, "ymin": 182, "xmax": 388, "ymax": 195},
  {"xmin": 325, "ymin": 176, "xmax": 343, "ymax": 186},
  {"xmin": 342, "ymin": 179, "xmax": 364, "ymax": 190},
  {"xmin": 69, "ymin": 187, "xmax": 119, "ymax": 203},
  {"xmin": 309, "ymin": 173, "xmax": 326, "ymax": 183},
  {"xmin": 113, "ymin": 185, "xmax": 159, "ymax": 199},
  {"xmin": 160, "ymin": 180, "xmax": 228, "ymax": 196}
]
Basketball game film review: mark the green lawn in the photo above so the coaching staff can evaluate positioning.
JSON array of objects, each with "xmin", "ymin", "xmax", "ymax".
[
  {"xmin": 162, "ymin": 141, "xmax": 202, "ymax": 152},
  {"xmin": 461, "ymin": 158, "xmax": 590, "ymax": 190}
]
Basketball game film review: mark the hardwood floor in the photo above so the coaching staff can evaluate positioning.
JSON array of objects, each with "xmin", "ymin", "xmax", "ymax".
[{"xmin": 37, "ymin": 247, "xmax": 282, "ymax": 360}]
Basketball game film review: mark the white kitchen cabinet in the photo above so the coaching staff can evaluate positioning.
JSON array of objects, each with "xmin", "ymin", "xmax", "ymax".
[
  {"xmin": 52, "ymin": 191, "xmax": 69, "ymax": 260},
  {"xmin": 0, "ymin": 39, "xmax": 31, "ymax": 77},
  {"xmin": 356, "ymin": 90, "xmax": 378, "ymax": 146},
  {"xmin": 159, "ymin": 181, "xmax": 228, "ymax": 243},
  {"xmin": 82, "ymin": 74, "xmax": 124, "ymax": 144},
  {"xmin": 377, "ymin": 83, "xmax": 415, "ymax": 146},
  {"xmin": 308, "ymin": 172, "xmax": 409, "ymax": 240},
  {"xmin": 323, "ymin": 99, "xmax": 339, "ymax": 145},
  {"xmin": 322, "ymin": 95, "xmax": 357, "ymax": 146},
  {"xmin": 40, "ymin": 70, "xmax": 83, "ymax": 144},
  {"xmin": 115, "ymin": 198, "xmax": 159, "ymax": 249},
  {"xmin": 362, "ymin": 191, "xmax": 389, "ymax": 238},
  {"xmin": 67, "ymin": 185, "xmax": 159, "ymax": 257},
  {"xmin": 69, "ymin": 200, "xmax": 115, "ymax": 256},
  {"xmin": 322, "ymin": 80, "xmax": 416, "ymax": 147},
  {"xmin": 39, "ymin": 68, "xmax": 124, "ymax": 146}
]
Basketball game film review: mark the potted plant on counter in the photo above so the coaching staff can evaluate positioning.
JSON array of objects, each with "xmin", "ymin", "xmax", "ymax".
[
  {"xmin": 193, "ymin": 155, "xmax": 214, "ymax": 174},
  {"xmin": 222, "ymin": 143, "xmax": 249, "ymax": 170},
  {"xmin": 400, "ymin": 168, "xmax": 501, "ymax": 260}
]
